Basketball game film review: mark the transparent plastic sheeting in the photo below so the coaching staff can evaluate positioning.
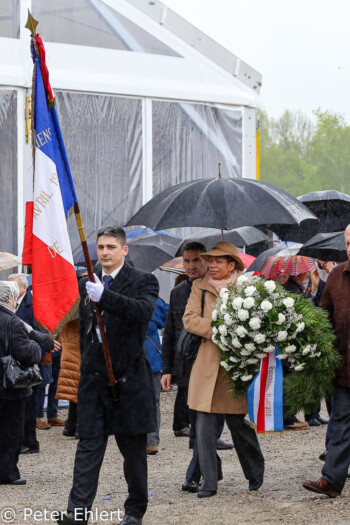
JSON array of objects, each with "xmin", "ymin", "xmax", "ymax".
[
  {"xmin": 55, "ymin": 91, "xmax": 143, "ymax": 255},
  {"xmin": 152, "ymin": 101, "xmax": 242, "ymax": 195},
  {"xmin": 0, "ymin": 90, "xmax": 17, "ymax": 256},
  {"xmin": 0, "ymin": 0, "xmax": 20, "ymax": 39},
  {"xmin": 32, "ymin": 0, "xmax": 180, "ymax": 56}
]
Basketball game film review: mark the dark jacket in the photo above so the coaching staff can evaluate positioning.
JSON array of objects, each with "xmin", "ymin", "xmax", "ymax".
[
  {"xmin": 145, "ymin": 297, "xmax": 168, "ymax": 373},
  {"xmin": 162, "ymin": 279, "xmax": 192, "ymax": 385},
  {"xmin": 77, "ymin": 262, "xmax": 159, "ymax": 437},
  {"xmin": 0, "ymin": 304, "xmax": 41, "ymax": 400},
  {"xmin": 283, "ymin": 278, "xmax": 305, "ymax": 295},
  {"xmin": 320, "ymin": 260, "xmax": 350, "ymax": 388}
]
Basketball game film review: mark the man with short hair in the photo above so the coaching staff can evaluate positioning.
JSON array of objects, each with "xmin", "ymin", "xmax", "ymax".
[
  {"xmin": 58, "ymin": 226, "xmax": 159, "ymax": 525},
  {"xmin": 303, "ymin": 225, "xmax": 350, "ymax": 498},
  {"xmin": 161, "ymin": 242, "xmax": 208, "ymax": 436}
]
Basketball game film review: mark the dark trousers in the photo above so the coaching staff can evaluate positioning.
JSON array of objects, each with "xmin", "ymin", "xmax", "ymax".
[
  {"xmin": 22, "ymin": 385, "xmax": 39, "ymax": 451},
  {"xmin": 186, "ymin": 411, "xmax": 222, "ymax": 483},
  {"xmin": 196, "ymin": 412, "xmax": 264, "ymax": 492},
  {"xmin": 68, "ymin": 400, "xmax": 148, "ymax": 518},
  {"xmin": 173, "ymin": 384, "xmax": 190, "ymax": 432},
  {"xmin": 322, "ymin": 387, "xmax": 350, "ymax": 492},
  {"xmin": 147, "ymin": 372, "xmax": 161, "ymax": 447},
  {"xmin": 0, "ymin": 398, "xmax": 26, "ymax": 483},
  {"xmin": 65, "ymin": 401, "xmax": 78, "ymax": 434}
]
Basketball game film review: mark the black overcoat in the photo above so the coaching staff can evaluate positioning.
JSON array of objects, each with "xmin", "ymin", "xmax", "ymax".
[
  {"xmin": 77, "ymin": 262, "xmax": 159, "ymax": 437},
  {"xmin": 0, "ymin": 305, "xmax": 41, "ymax": 400}
]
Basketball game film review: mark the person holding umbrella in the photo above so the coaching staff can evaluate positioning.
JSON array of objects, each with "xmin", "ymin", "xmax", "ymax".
[{"xmin": 183, "ymin": 242, "xmax": 264, "ymax": 498}]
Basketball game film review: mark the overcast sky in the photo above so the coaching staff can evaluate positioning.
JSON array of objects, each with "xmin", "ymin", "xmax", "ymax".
[{"xmin": 162, "ymin": 0, "xmax": 350, "ymax": 123}]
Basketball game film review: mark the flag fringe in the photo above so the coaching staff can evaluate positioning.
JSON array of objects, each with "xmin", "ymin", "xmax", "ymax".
[{"xmin": 34, "ymin": 296, "xmax": 80, "ymax": 338}]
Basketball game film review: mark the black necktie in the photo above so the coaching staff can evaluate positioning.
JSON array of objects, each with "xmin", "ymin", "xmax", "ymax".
[{"xmin": 103, "ymin": 275, "xmax": 113, "ymax": 289}]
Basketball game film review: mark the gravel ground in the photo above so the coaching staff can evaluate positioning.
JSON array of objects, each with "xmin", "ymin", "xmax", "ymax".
[{"xmin": 1, "ymin": 393, "xmax": 349, "ymax": 525}]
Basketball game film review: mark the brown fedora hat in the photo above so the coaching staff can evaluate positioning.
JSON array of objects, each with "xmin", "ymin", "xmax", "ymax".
[{"xmin": 201, "ymin": 242, "xmax": 245, "ymax": 271}]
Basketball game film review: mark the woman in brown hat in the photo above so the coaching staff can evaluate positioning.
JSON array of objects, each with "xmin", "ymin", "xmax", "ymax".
[{"xmin": 183, "ymin": 242, "xmax": 264, "ymax": 498}]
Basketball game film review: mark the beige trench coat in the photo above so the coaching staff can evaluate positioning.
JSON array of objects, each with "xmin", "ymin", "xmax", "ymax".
[{"xmin": 183, "ymin": 273, "xmax": 248, "ymax": 414}]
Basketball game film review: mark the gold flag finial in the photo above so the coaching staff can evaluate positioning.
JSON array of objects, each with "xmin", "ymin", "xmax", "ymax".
[{"xmin": 25, "ymin": 10, "xmax": 39, "ymax": 36}]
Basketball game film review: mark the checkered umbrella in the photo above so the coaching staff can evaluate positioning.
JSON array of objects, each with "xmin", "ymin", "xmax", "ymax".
[
  {"xmin": 260, "ymin": 256, "xmax": 286, "ymax": 279},
  {"xmin": 279, "ymin": 255, "xmax": 314, "ymax": 278},
  {"xmin": 0, "ymin": 252, "xmax": 21, "ymax": 271}
]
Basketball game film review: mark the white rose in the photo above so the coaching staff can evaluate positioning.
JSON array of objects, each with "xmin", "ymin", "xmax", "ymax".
[
  {"xmin": 237, "ymin": 309, "xmax": 249, "ymax": 321},
  {"xmin": 236, "ymin": 326, "xmax": 247, "ymax": 337},
  {"xmin": 212, "ymin": 326, "xmax": 218, "ymax": 335},
  {"xmin": 243, "ymin": 297, "xmax": 255, "ymax": 309},
  {"xmin": 277, "ymin": 330, "xmax": 288, "ymax": 341},
  {"xmin": 232, "ymin": 338, "xmax": 242, "ymax": 348},
  {"xmin": 276, "ymin": 313, "xmax": 286, "ymax": 325},
  {"xmin": 295, "ymin": 322, "xmax": 305, "ymax": 333},
  {"xmin": 257, "ymin": 353, "xmax": 268, "ymax": 359},
  {"xmin": 219, "ymin": 287, "xmax": 229, "ymax": 298},
  {"xmin": 237, "ymin": 275, "xmax": 248, "ymax": 285},
  {"xmin": 212, "ymin": 335, "xmax": 217, "ymax": 343},
  {"xmin": 220, "ymin": 303, "xmax": 227, "ymax": 314},
  {"xmin": 245, "ymin": 286, "xmax": 256, "ymax": 297},
  {"xmin": 302, "ymin": 345, "xmax": 311, "ymax": 355},
  {"xmin": 261, "ymin": 300, "xmax": 273, "ymax": 312},
  {"xmin": 220, "ymin": 335, "xmax": 228, "ymax": 346},
  {"xmin": 276, "ymin": 353, "xmax": 288, "ymax": 360},
  {"xmin": 285, "ymin": 345, "xmax": 296, "ymax": 354},
  {"xmin": 254, "ymin": 333, "xmax": 266, "ymax": 344},
  {"xmin": 229, "ymin": 356, "xmax": 238, "ymax": 363},
  {"xmin": 224, "ymin": 313, "xmax": 233, "ymax": 326},
  {"xmin": 232, "ymin": 297, "xmax": 244, "ymax": 310},
  {"xmin": 283, "ymin": 297, "xmax": 295, "ymax": 308},
  {"xmin": 212, "ymin": 309, "xmax": 218, "ymax": 322},
  {"xmin": 264, "ymin": 345, "xmax": 275, "ymax": 353},
  {"xmin": 249, "ymin": 317, "xmax": 261, "ymax": 330},
  {"xmin": 220, "ymin": 361, "xmax": 229, "ymax": 370},
  {"xmin": 245, "ymin": 343, "xmax": 256, "ymax": 352},
  {"xmin": 294, "ymin": 363, "xmax": 305, "ymax": 371},
  {"xmin": 240, "ymin": 350, "xmax": 251, "ymax": 356},
  {"xmin": 264, "ymin": 280, "xmax": 276, "ymax": 293},
  {"xmin": 241, "ymin": 375, "xmax": 253, "ymax": 381},
  {"xmin": 246, "ymin": 358, "xmax": 259, "ymax": 364},
  {"xmin": 219, "ymin": 325, "xmax": 228, "ymax": 336}
]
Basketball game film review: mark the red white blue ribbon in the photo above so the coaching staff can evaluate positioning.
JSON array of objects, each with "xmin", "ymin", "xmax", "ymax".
[{"xmin": 247, "ymin": 348, "xmax": 283, "ymax": 432}]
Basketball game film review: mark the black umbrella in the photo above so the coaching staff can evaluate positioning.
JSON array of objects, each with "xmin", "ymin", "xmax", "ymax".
[
  {"xmin": 247, "ymin": 244, "xmax": 287, "ymax": 273},
  {"xmin": 175, "ymin": 226, "xmax": 269, "ymax": 257},
  {"xmin": 298, "ymin": 231, "xmax": 347, "ymax": 262},
  {"xmin": 126, "ymin": 176, "xmax": 316, "ymax": 231},
  {"xmin": 272, "ymin": 190, "xmax": 350, "ymax": 242},
  {"xmin": 74, "ymin": 231, "xmax": 181, "ymax": 272}
]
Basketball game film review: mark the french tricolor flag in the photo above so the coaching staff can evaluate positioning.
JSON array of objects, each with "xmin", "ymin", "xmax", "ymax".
[
  {"xmin": 22, "ymin": 35, "xmax": 79, "ymax": 336},
  {"xmin": 247, "ymin": 349, "xmax": 284, "ymax": 433}
]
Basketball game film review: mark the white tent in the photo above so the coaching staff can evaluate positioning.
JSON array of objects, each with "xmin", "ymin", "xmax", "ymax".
[{"xmin": 0, "ymin": 0, "xmax": 262, "ymax": 259}]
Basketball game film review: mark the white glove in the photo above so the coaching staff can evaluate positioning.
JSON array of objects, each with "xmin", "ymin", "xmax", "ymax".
[{"xmin": 86, "ymin": 274, "xmax": 104, "ymax": 302}]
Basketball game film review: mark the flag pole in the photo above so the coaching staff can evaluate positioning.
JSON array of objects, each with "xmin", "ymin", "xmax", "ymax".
[{"xmin": 26, "ymin": 11, "xmax": 118, "ymax": 398}]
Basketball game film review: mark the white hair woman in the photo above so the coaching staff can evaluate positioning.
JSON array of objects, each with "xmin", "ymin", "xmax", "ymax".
[
  {"xmin": 0, "ymin": 281, "xmax": 41, "ymax": 485},
  {"xmin": 183, "ymin": 242, "xmax": 265, "ymax": 498}
]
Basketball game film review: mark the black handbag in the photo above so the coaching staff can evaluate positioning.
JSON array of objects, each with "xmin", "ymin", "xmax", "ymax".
[
  {"xmin": 177, "ymin": 289, "xmax": 206, "ymax": 379},
  {"xmin": 0, "ymin": 316, "xmax": 42, "ymax": 389}
]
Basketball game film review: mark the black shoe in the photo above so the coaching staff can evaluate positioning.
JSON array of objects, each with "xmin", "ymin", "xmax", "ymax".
[
  {"xmin": 319, "ymin": 450, "xmax": 327, "ymax": 461},
  {"xmin": 20, "ymin": 446, "xmax": 39, "ymax": 454},
  {"xmin": 197, "ymin": 489, "xmax": 217, "ymax": 498},
  {"xmin": 174, "ymin": 427, "xmax": 190, "ymax": 437},
  {"xmin": 62, "ymin": 429, "xmax": 75, "ymax": 437},
  {"xmin": 120, "ymin": 516, "xmax": 142, "ymax": 525},
  {"xmin": 216, "ymin": 438, "xmax": 234, "ymax": 450},
  {"xmin": 249, "ymin": 474, "xmax": 263, "ymax": 491},
  {"xmin": 308, "ymin": 418, "xmax": 321, "ymax": 427},
  {"xmin": 182, "ymin": 479, "xmax": 199, "ymax": 493},
  {"xmin": 11, "ymin": 478, "xmax": 27, "ymax": 485},
  {"xmin": 316, "ymin": 416, "xmax": 329, "ymax": 425},
  {"xmin": 56, "ymin": 512, "xmax": 87, "ymax": 525}
]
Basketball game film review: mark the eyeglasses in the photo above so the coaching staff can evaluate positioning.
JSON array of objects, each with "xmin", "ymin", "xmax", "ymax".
[{"xmin": 207, "ymin": 258, "xmax": 228, "ymax": 266}]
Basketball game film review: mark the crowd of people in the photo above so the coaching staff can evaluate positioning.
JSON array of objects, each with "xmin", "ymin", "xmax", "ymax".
[{"xmin": 1, "ymin": 224, "xmax": 350, "ymax": 524}]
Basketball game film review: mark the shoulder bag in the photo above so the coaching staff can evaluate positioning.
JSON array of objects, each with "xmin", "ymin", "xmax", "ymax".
[{"xmin": 0, "ymin": 316, "xmax": 42, "ymax": 389}]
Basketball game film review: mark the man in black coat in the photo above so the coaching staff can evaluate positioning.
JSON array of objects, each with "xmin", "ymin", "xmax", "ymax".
[
  {"xmin": 58, "ymin": 226, "xmax": 159, "ymax": 525},
  {"xmin": 161, "ymin": 242, "xmax": 208, "ymax": 436}
]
